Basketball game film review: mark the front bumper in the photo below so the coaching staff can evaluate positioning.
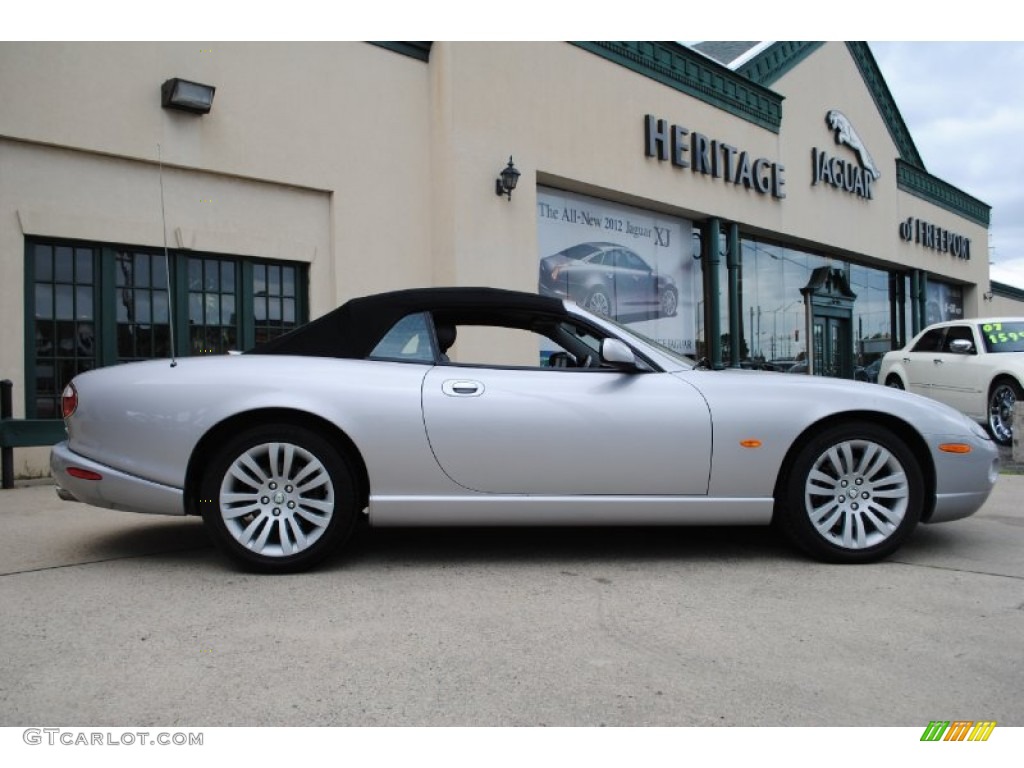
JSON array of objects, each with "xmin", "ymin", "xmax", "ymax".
[
  {"xmin": 925, "ymin": 433, "xmax": 1000, "ymax": 523},
  {"xmin": 50, "ymin": 441, "xmax": 185, "ymax": 516}
]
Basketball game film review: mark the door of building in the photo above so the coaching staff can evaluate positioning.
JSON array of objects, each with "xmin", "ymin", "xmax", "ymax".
[
  {"xmin": 801, "ymin": 267, "xmax": 857, "ymax": 379},
  {"xmin": 812, "ymin": 315, "xmax": 853, "ymax": 378}
]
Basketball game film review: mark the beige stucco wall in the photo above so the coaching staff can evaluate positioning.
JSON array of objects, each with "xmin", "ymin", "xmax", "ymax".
[
  {"xmin": 426, "ymin": 42, "xmax": 989, "ymax": 303},
  {"xmin": 1, "ymin": 41, "xmax": 432, "ymax": 401},
  {"xmin": 985, "ymin": 293, "xmax": 1024, "ymax": 318},
  {"xmin": 0, "ymin": 41, "xmax": 1000, "ymax": 476}
]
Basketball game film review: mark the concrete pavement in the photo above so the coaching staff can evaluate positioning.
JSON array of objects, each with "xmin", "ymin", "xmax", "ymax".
[{"xmin": 1, "ymin": 473, "xmax": 1022, "ymax": 726}]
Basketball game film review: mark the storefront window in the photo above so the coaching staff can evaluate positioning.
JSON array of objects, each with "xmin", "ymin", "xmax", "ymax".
[
  {"xmin": 736, "ymin": 238, "xmax": 896, "ymax": 380},
  {"xmin": 116, "ymin": 250, "xmax": 172, "ymax": 362},
  {"xmin": 25, "ymin": 238, "xmax": 308, "ymax": 417},
  {"xmin": 187, "ymin": 256, "xmax": 239, "ymax": 356},
  {"xmin": 925, "ymin": 280, "xmax": 964, "ymax": 325},
  {"xmin": 32, "ymin": 243, "xmax": 97, "ymax": 418}
]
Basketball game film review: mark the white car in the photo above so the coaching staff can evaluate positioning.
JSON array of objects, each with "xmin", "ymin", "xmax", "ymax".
[{"xmin": 879, "ymin": 318, "xmax": 1024, "ymax": 445}]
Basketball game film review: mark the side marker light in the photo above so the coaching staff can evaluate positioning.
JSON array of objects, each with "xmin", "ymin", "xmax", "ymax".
[{"xmin": 938, "ymin": 443, "xmax": 971, "ymax": 454}]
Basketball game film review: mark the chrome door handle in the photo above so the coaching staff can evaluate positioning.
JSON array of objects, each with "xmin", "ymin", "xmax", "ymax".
[
  {"xmin": 442, "ymin": 379, "xmax": 484, "ymax": 397},
  {"xmin": 932, "ymin": 359, "xmax": 943, "ymax": 364}
]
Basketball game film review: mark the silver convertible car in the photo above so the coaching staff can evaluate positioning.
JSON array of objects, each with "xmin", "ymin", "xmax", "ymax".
[{"xmin": 52, "ymin": 287, "xmax": 999, "ymax": 572}]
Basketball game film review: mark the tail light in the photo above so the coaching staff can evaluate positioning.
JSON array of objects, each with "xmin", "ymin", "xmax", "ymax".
[{"xmin": 61, "ymin": 382, "xmax": 78, "ymax": 419}]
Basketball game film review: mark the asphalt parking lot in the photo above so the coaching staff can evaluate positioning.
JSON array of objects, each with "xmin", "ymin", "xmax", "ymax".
[{"xmin": 1, "ymin": 471, "xmax": 1022, "ymax": 727}]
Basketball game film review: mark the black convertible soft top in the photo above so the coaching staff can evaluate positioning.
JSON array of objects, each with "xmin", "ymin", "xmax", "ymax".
[{"xmin": 249, "ymin": 286, "xmax": 567, "ymax": 359}]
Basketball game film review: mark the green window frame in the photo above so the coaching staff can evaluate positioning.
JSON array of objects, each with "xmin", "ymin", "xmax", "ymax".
[
  {"xmin": 28, "ymin": 242, "xmax": 100, "ymax": 419},
  {"xmin": 24, "ymin": 237, "xmax": 309, "ymax": 418}
]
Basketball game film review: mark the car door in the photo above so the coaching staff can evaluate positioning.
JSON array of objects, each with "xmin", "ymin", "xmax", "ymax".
[
  {"xmin": 421, "ymin": 365, "xmax": 712, "ymax": 496},
  {"xmin": 901, "ymin": 327, "xmax": 946, "ymax": 397},
  {"xmin": 608, "ymin": 248, "xmax": 654, "ymax": 313},
  {"xmin": 925, "ymin": 323, "xmax": 989, "ymax": 417}
]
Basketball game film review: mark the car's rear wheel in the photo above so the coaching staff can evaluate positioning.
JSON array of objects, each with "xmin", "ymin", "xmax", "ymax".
[
  {"xmin": 987, "ymin": 378, "xmax": 1020, "ymax": 446},
  {"xmin": 200, "ymin": 424, "xmax": 358, "ymax": 573},
  {"xmin": 777, "ymin": 423, "xmax": 923, "ymax": 563}
]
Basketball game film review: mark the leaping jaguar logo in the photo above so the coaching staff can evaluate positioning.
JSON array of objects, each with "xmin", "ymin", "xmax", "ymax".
[{"xmin": 825, "ymin": 110, "xmax": 881, "ymax": 180}]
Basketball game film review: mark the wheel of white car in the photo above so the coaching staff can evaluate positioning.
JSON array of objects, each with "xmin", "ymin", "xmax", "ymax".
[
  {"xmin": 885, "ymin": 375, "xmax": 904, "ymax": 390},
  {"xmin": 987, "ymin": 378, "xmax": 1021, "ymax": 446},
  {"xmin": 200, "ymin": 424, "xmax": 358, "ymax": 573},
  {"xmin": 778, "ymin": 423, "xmax": 923, "ymax": 563}
]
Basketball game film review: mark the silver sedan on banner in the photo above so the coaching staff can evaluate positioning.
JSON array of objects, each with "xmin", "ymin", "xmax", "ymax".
[{"xmin": 52, "ymin": 287, "xmax": 999, "ymax": 573}]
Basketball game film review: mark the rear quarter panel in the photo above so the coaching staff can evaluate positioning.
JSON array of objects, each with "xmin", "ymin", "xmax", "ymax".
[{"xmin": 66, "ymin": 357, "xmax": 446, "ymax": 494}]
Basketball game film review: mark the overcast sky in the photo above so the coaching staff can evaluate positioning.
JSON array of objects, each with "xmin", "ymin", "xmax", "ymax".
[{"xmin": 868, "ymin": 42, "xmax": 1024, "ymax": 290}]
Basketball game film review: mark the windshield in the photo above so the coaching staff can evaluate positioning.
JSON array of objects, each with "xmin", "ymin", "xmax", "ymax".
[{"xmin": 980, "ymin": 321, "xmax": 1024, "ymax": 353}]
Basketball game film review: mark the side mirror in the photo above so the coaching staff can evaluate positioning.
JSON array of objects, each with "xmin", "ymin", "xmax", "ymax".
[
  {"xmin": 949, "ymin": 339, "xmax": 975, "ymax": 354},
  {"xmin": 601, "ymin": 338, "xmax": 639, "ymax": 370}
]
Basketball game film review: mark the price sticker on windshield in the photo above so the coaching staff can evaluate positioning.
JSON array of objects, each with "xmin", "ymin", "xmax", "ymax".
[{"xmin": 981, "ymin": 322, "xmax": 1024, "ymax": 348}]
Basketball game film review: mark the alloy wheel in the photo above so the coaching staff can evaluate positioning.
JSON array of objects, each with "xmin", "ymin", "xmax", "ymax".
[
  {"xmin": 988, "ymin": 383, "xmax": 1017, "ymax": 444},
  {"xmin": 218, "ymin": 441, "xmax": 335, "ymax": 557},
  {"xmin": 802, "ymin": 438, "xmax": 910, "ymax": 551}
]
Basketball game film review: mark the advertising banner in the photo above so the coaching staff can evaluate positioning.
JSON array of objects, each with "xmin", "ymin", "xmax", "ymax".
[{"xmin": 537, "ymin": 188, "xmax": 696, "ymax": 356}]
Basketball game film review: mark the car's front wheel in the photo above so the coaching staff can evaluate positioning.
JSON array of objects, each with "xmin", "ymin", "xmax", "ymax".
[
  {"xmin": 199, "ymin": 424, "xmax": 358, "ymax": 573},
  {"xmin": 885, "ymin": 375, "xmax": 904, "ymax": 390},
  {"xmin": 988, "ymin": 378, "xmax": 1020, "ymax": 446},
  {"xmin": 777, "ymin": 423, "xmax": 923, "ymax": 563}
]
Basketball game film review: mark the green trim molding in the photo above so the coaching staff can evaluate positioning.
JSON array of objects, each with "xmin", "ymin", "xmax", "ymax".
[
  {"xmin": 370, "ymin": 42, "xmax": 432, "ymax": 62},
  {"xmin": 991, "ymin": 280, "xmax": 1024, "ymax": 302},
  {"xmin": 845, "ymin": 42, "xmax": 924, "ymax": 168},
  {"xmin": 572, "ymin": 42, "xmax": 784, "ymax": 133},
  {"xmin": 734, "ymin": 41, "xmax": 824, "ymax": 87},
  {"xmin": 897, "ymin": 160, "xmax": 991, "ymax": 228}
]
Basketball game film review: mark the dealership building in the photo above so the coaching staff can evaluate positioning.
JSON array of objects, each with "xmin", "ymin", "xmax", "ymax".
[{"xmin": 1, "ymin": 41, "xmax": 1021, "ymax": 477}]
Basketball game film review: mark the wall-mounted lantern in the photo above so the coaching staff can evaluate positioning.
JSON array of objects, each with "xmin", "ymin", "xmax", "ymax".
[{"xmin": 161, "ymin": 78, "xmax": 216, "ymax": 114}]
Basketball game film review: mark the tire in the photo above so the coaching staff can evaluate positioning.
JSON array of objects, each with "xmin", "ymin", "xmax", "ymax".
[
  {"xmin": 659, "ymin": 286, "xmax": 679, "ymax": 318},
  {"xmin": 987, "ymin": 378, "xmax": 1021, "ymax": 446},
  {"xmin": 199, "ymin": 424, "xmax": 358, "ymax": 573},
  {"xmin": 885, "ymin": 375, "xmax": 904, "ymax": 390},
  {"xmin": 583, "ymin": 287, "xmax": 612, "ymax": 317},
  {"xmin": 776, "ymin": 423, "xmax": 923, "ymax": 563}
]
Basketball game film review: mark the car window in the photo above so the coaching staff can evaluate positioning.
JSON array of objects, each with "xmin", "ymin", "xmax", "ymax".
[
  {"xmin": 944, "ymin": 325, "xmax": 976, "ymax": 353},
  {"xmin": 559, "ymin": 243, "xmax": 600, "ymax": 261},
  {"xmin": 437, "ymin": 318, "xmax": 618, "ymax": 371},
  {"xmin": 368, "ymin": 312, "xmax": 436, "ymax": 363},
  {"xmin": 980, "ymin": 321, "xmax": 1024, "ymax": 353},
  {"xmin": 911, "ymin": 328, "xmax": 945, "ymax": 353},
  {"xmin": 618, "ymin": 249, "xmax": 650, "ymax": 272}
]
